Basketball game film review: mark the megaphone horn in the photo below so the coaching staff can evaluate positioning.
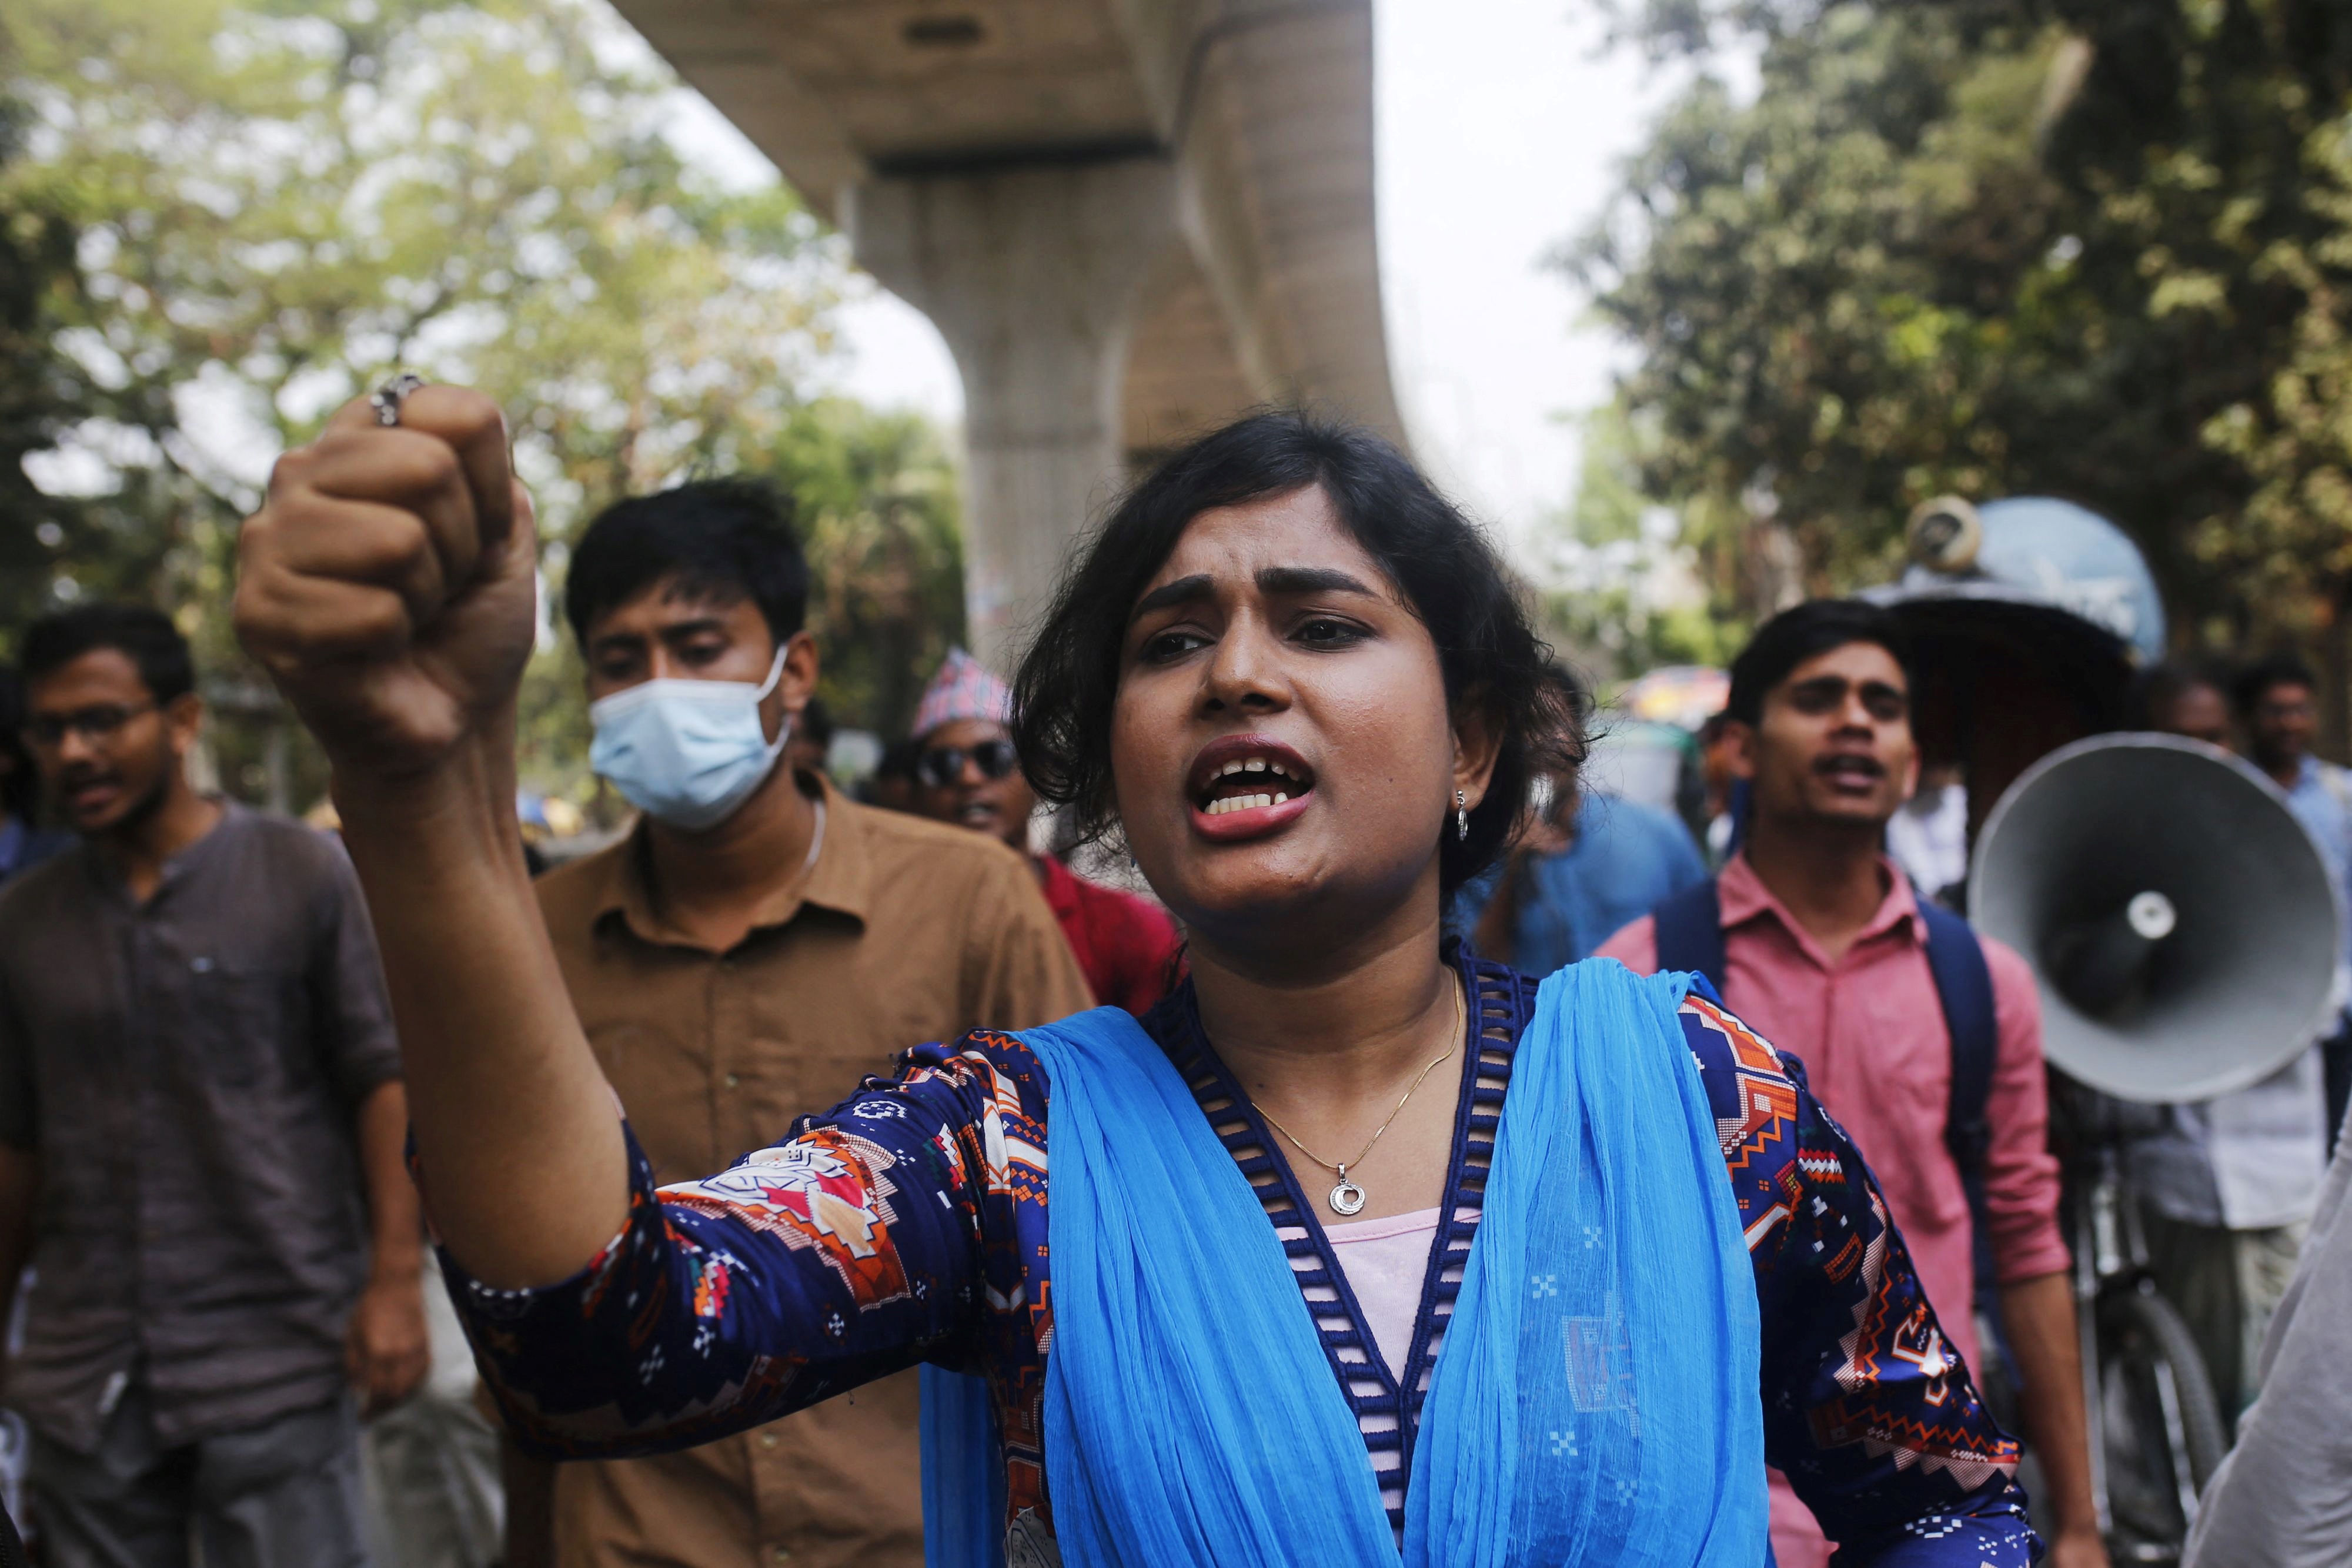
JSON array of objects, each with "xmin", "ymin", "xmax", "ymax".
[{"xmin": 1968, "ymin": 734, "xmax": 2344, "ymax": 1104}]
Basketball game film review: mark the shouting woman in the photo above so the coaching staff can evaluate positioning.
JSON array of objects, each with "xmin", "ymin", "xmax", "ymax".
[{"xmin": 235, "ymin": 392, "xmax": 2033, "ymax": 1566}]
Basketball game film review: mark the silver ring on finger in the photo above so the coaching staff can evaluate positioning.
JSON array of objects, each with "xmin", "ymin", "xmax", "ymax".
[{"xmin": 370, "ymin": 373, "xmax": 427, "ymax": 428}]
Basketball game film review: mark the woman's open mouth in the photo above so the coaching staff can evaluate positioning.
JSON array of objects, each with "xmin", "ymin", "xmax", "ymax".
[{"xmin": 1186, "ymin": 735, "xmax": 1317, "ymax": 842}]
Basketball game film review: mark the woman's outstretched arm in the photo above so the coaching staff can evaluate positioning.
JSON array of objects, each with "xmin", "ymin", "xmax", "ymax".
[
  {"xmin": 236, "ymin": 386, "xmax": 626, "ymax": 1286},
  {"xmin": 459, "ymin": 1039, "xmax": 1028, "ymax": 1456}
]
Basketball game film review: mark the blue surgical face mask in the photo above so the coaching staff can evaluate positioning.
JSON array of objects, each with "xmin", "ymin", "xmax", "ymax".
[{"xmin": 588, "ymin": 646, "xmax": 790, "ymax": 831}]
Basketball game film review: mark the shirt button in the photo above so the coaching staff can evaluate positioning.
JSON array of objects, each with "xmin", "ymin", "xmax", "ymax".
[
  {"xmin": 760, "ymin": 1431, "xmax": 779, "ymax": 1449},
  {"xmin": 771, "ymin": 1550, "xmax": 791, "ymax": 1563},
  {"xmin": 725, "ymin": 1073, "xmax": 741, "ymax": 1089}
]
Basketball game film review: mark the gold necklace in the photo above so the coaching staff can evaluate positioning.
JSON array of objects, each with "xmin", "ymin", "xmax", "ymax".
[{"xmin": 1254, "ymin": 975, "xmax": 1465, "ymax": 1218}]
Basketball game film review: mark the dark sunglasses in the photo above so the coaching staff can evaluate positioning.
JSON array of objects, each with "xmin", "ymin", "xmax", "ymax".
[
  {"xmin": 916, "ymin": 738, "xmax": 1020, "ymax": 788},
  {"xmin": 21, "ymin": 701, "xmax": 157, "ymax": 750}
]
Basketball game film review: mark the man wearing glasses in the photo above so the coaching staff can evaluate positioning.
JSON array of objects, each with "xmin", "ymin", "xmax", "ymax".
[
  {"xmin": 0, "ymin": 604, "xmax": 425, "ymax": 1566},
  {"xmin": 906, "ymin": 648, "xmax": 1181, "ymax": 1016}
]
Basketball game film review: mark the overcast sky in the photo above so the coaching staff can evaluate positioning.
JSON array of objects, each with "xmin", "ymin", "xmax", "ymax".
[{"xmin": 1368, "ymin": 0, "xmax": 1692, "ymax": 554}]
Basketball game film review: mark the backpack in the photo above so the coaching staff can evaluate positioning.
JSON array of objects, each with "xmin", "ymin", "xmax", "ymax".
[{"xmin": 1651, "ymin": 878, "xmax": 2007, "ymax": 1362}]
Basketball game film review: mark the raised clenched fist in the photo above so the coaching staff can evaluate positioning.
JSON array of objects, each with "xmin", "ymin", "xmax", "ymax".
[{"xmin": 235, "ymin": 386, "xmax": 539, "ymax": 780}]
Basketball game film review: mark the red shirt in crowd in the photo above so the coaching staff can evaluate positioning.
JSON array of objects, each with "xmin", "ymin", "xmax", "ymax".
[
  {"xmin": 1598, "ymin": 851, "xmax": 2067, "ymax": 1568},
  {"xmin": 1035, "ymin": 854, "xmax": 1183, "ymax": 1017}
]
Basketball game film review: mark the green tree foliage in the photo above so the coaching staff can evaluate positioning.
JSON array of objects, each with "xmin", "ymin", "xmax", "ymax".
[
  {"xmin": 1572, "ymin": 0, "xmax": 2352, "ymax": 647},
  {"xmin": 1, "ymin": 0, "xmax": 962, "ymax": 805},
  {"xmin": 2199, "ymin": 121, "xmax": 2352, "ymax": 622},
  {"xmin": 770, "ymin": 400, "xmax": 965, "ymax": 745},
  {"xmin": 1539, "ymin": 400, "xmax": 1747, "ymax": 679},
  {"xmin": 0, "ymin": 99, "xmax": 102, "ymax": 638}
]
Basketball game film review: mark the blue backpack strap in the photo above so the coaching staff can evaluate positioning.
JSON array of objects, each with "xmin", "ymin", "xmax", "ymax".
[
  {"xmin": 1649, "ymin": 878, "xmax": 1727, "ymax": 993},
  {"xmin": 1915, "ymin": 898, "xmax": 2006, "ymax": 1354},
  {"xmin": 1917, "ymin": 900, "xmax": 1997, "ymax": 1188}
]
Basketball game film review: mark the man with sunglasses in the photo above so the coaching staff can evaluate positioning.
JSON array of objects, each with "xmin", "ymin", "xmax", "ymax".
[
  {"xmin": 0, "ymin": 604, "xmax": 423, "ymax": 1566},
  {"xmin": 506, "ymin": 487, "xmax": 1090, "ymax": 1568},
  {"xmin": 906, "ymin": 649, "xmax": 1181, "ymax": 1017}
]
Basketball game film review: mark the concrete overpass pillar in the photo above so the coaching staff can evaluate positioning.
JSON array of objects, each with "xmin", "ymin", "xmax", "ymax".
[{"xmin": 847, "ymin": 157, "xmax": 1177, "ymax": 673}]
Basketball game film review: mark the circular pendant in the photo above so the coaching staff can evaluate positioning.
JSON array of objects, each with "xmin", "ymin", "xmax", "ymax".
[{"xmin": 1329, "ymin": 1178, "xmax": 1367, "ymax": 1216}]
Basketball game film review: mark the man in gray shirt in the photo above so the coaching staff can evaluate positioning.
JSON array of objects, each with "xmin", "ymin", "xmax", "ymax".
[{"xmin": 0, "ymin": 605, "xmax": 425, "ymax": 1566}]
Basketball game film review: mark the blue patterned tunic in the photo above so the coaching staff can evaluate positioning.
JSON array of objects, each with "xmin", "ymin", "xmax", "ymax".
[{"xmin": 444, "ymin": 952, "xmax": 2037, "ymax": 1564}]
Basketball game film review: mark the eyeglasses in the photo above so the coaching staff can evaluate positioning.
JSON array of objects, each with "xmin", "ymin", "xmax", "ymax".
[
  {"xmin": 21, "ymin": 702, "xmax": 158, "ymax": 750},
  {"xmin": 916, "ymin": 738, "xmax": 1020, "ymax": 788}
]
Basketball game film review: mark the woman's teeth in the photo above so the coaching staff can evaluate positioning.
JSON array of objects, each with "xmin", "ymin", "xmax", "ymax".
[
  {"xmin": 1211, "ymin": 757, "xmax": 1299, "ymax": 781},
  {"xmin": 1205, "ymin": 791, "xmax": 1290, "ymax": 816},
  {"xmin": 1197, "ymin": 754, "xmax": 1307, "ymax": 815}
]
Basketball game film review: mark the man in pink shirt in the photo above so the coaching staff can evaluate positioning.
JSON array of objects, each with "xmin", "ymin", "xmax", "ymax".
[{"xmin": 1598, "ymin": 600, "xmax": 2104, "ymax": 1568}]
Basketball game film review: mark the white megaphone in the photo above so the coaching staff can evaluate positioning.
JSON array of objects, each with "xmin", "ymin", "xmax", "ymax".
[{"xmin": 1969, "ymin": 734, "xmax": 2345, "ymax": 1104}]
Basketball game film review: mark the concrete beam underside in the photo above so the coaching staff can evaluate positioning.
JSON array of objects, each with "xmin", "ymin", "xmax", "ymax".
[{"xmin": 608, "ymin": 0, "xmax": 1402, "ymax": 677}]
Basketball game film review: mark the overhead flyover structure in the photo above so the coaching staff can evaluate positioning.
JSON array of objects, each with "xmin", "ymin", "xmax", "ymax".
[{"xmin": 604, "ymin": 0, "xmax": 1405, "ymax": 669}]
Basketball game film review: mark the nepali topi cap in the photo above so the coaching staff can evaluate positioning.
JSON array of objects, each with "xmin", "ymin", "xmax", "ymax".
[{"xmin": 911, "ymin": 647, "xmax": 1013, "ymax": 740}]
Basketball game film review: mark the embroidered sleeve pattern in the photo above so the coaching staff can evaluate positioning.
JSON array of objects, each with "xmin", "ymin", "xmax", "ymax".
[
  {"xmin": 438, "ymin": 1031, "xmax": 1055, "ymax": 1493},
  {"xmin": 1676, "ymin": 995, "xmax": 2037, "ymax": 1568}
]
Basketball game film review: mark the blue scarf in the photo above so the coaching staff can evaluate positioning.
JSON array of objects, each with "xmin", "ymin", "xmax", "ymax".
[{"xmin": 923, "ymin": 959, "xmax": 1764, "ymax": 1565}]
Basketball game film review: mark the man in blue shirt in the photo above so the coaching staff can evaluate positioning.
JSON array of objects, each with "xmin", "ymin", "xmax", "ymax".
[
  {"xmin": 2241, "ymin": 655, "xmax": 2352, "ymax": 1138},
  {"xmin": 2126, "ymin": 660, "xmax": 2338, "ymax": 1426},
  {"xmin": 1461, "ymin": 668, "xmax": 1709, "ymax": 972}
]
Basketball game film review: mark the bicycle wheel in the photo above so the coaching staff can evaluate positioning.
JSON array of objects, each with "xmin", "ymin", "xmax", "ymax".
[{"xmin": 2097, "ymin": 1285, "xmax": 2229, "ymax": 1559}]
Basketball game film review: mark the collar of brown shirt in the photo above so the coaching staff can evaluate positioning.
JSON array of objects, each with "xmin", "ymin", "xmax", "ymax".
[{"xmin": 582, "ymin": 777, "xmax": 860, "ymax": 953}]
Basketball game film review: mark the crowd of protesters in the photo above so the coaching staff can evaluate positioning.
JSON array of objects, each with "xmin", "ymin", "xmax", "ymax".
[
  {"xmin": 2, "ymin": 413, "xmax": 2350, "ymax": 1567},
  {"xmin": 0, "ymin": 476, "xmax": 1180, "ymax": 1568}
]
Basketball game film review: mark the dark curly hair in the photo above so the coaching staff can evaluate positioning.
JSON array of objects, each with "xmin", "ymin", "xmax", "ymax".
[
  {"xmin": 1010, "ymin": 410, "xmax": 1575, "ymax": 895},
  {"xmin": 21, "ymin": 603, "xmax": 196, "ymax": 707}
]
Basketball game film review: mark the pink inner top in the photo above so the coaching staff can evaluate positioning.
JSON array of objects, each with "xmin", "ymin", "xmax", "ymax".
[{"xmin": 1323, "ymin": 1205, "xmax": 1443, "ymax": 1383}]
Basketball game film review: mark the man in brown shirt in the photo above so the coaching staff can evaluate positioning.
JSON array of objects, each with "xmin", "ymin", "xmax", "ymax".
[{"xmin": 510, "ymin": 480, "xmax": 1090, "ymax": 1567}]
